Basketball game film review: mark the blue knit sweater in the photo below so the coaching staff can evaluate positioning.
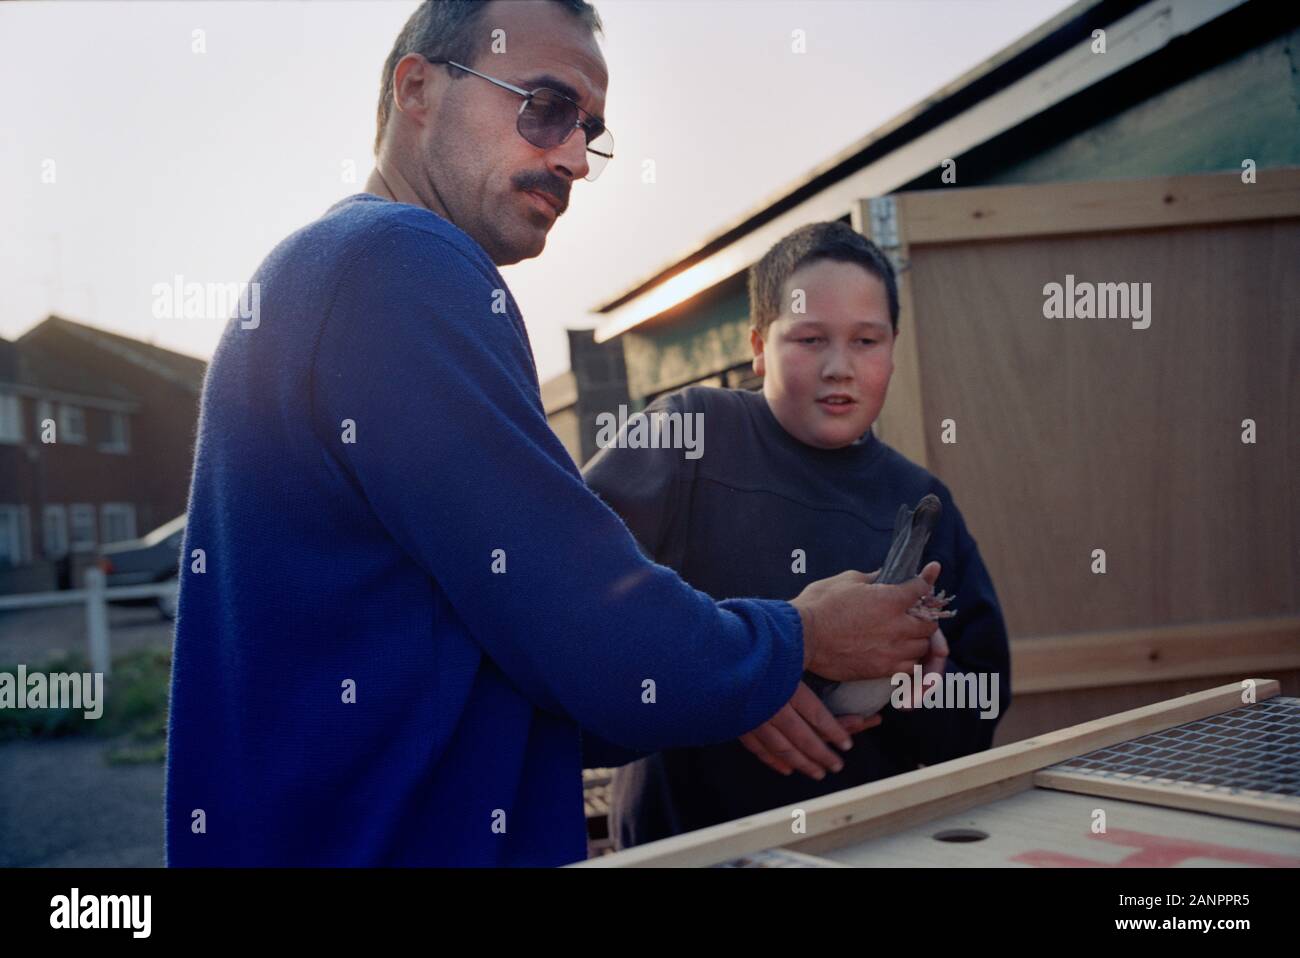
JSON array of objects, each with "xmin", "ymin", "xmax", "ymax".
[{"xmin": 164, "ymin": 195, "xmax": 804, "ymax": 866}]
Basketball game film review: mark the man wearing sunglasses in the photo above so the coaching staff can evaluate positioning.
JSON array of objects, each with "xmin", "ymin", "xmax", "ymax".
[
  {"xmin": 167, "ymin": 0, "xmax": 942, "ymax": 867},
  {"xmin": 365, "ymin": 1, "xmax": 613, "ymax": 264}
]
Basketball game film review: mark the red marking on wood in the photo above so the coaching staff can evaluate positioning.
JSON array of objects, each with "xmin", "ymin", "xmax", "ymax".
[{"xmin": 1011, "ymin": 828, "xmax": 1300, "ymax": 868}]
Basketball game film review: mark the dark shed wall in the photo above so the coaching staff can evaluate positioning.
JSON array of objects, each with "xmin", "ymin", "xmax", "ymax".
[{"xmin": 983, "ymin": 27, "xmax": 1300, "ymax": 185}]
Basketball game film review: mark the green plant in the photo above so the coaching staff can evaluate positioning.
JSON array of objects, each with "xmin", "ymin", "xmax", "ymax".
[{"xmin": 0, "ymin": 648, "xmax": 172, "ymax": 764}]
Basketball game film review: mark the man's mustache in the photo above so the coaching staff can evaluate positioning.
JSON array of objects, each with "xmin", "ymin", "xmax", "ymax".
[{"xmin": 515, "ymin": 173, "xmax": 569, "ymax": 215}]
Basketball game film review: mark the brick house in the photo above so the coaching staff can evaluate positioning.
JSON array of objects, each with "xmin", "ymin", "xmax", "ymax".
[{"xmin": 0, "ymin": 315, "xmax": 205, "ymax": 592}]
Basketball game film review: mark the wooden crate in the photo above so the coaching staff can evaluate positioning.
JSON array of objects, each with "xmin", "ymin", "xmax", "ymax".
[{"xmin": 845, "ymin": 168, "xmax": 1300, "ymax": 743}]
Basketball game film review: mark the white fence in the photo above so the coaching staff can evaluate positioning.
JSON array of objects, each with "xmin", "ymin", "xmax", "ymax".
[{"xmin": 0, "ymin": 568, "xmax": 177, "ymax": 678}]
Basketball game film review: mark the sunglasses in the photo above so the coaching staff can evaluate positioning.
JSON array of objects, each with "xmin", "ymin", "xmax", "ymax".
[{"xmin": 428, "ymin": 58, "xmax": 614, "ymax": 182}]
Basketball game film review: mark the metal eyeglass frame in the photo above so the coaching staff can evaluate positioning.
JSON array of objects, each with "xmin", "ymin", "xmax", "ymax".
[{"xmin": 428, "ymin": 58, "xmax": 613, "ymax": 180}]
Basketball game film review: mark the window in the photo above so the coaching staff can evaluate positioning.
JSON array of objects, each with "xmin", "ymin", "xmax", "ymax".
[
  {"xmin": 69, "ymin": 503, "xmax": 96, "ymax": 552},
  {"xmin": 0, "ymin": 393, "xmax": 21, "ymax": 444},
  {"xmin": 19, "ymin": 506, "xmax": 30, "ymax": 564},
  {"xmin": 59, "ymin": 404, "xmax": 86, "ymax": 444},
  {"xmin": 0, "ymin": 505, "xmax": 29, "ymax": 567},
  {"xmin": 99, "ymin": 503, "xmax": 137, "ymax": 544},
  {"xmin": 43, "ymin": 505, "xmax": 68, "ymax": 559},
  {"xmin": 35, "ymin": 399, "xmax": 53, "ymax": 440},
  {"xmin": 100, "ymin": 411, "xmax": 130, "ymax": 453}
]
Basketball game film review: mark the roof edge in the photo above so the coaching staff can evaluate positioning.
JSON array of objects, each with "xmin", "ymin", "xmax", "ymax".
[{"xmin": 593, "ymin": 0, "xmax": 1137, "ymax": 315}]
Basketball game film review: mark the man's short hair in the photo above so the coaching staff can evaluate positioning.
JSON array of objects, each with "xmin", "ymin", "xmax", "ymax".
[
  {"xmin": 747, "ymin": 220, "xmax": 900, "ymax": 337},
  {"xmin": 375, "ymin": 0, "xmax": 604, "ymax": 154}
]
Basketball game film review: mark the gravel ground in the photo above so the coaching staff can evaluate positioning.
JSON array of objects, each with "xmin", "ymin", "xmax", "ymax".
[
  {"xmin": 0, "ymin": 603, "xmax": 173, "ymax": 867},
  {"xmin": 0, "ymin": 736, "xmax": 166, "ymax": 867}
]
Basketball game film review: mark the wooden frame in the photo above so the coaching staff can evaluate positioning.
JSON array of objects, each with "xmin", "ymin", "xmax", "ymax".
[
  {"xmin": 851, "ymin": 196, "xmax": 928, "ymax": 468},
  {"xmin": 1012, "ymin": 615, "xmax": 1300, "ymax": 693},
  {"xmin": 894, "ymin": 167, "xmax": 1300, "ymax": 245},
  {"xmin": 1034, "ymin": 767, "xmax": 1300, "ymax": 830},
  {"xmin": 575, "ymin": 679, "xmax": 1282, "ymax": 867}
]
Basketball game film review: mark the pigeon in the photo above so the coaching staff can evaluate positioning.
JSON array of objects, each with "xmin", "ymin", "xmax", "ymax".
[{"xmin": 807, "ymin": 493, "xmax": 955, "ymax": 716}]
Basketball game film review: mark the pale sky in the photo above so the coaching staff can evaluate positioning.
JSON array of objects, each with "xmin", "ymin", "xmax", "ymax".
[{"xmin": 1, "ymin": 0, "xmax": 1075, "ymax": 382}]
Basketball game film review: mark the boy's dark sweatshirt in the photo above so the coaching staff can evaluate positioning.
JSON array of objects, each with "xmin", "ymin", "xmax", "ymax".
[{"xmin": 582, "ymin": 385, "xmax": 1011, "ymax": 849}]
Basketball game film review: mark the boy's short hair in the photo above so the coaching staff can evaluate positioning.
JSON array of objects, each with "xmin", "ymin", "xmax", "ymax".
[{"xmin": 747, "ymin": 221, "xmax": 900, "ymax": 336}]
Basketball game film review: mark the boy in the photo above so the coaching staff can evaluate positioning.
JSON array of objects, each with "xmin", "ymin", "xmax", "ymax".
[{"xmin": 583, "ymin": 221, "xmax": 1011, "ymax": 849}]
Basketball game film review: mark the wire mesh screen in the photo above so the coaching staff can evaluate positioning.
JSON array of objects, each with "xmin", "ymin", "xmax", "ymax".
[{"xmin": 1048, "ymin": 696, "xmax": 1300, "ymax": 801}]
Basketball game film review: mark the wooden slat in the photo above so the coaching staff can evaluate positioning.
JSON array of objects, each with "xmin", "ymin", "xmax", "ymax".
[
  {"xmin": 1034, "ymin": 768, "xmax": 1300, "ymax": 829},
  {"xmin": 573, "ymin": 679, "xmax": 1279, "ymax": 868},
  {"xmin": 1012, "ymin": 615, "xmax": 1300, "ymax": 693},
  {"xmin": 787, "ymin": 772, "xmax": 1035, "ymax": 857},
  {"xmin": 897, "ymin": 167, "xmax": 1300, "ymax": 245},
  {"xmin": 853, "ymin": 197, "xmax": 928, "ymax": 468}
]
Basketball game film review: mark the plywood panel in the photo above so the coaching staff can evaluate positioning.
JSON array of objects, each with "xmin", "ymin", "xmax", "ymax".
[
  {"xmin": 906, "ymin": 220, "xmax": 1300, "ymax": 638},
  {"xmin": 823, "ymin": 787, "xmax": 1300, "ymax": 867}
]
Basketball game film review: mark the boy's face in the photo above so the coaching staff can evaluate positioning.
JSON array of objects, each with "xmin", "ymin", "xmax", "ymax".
[{"xmin": 750, "ymin": 258, "xmax": 895, "ymax": 450}]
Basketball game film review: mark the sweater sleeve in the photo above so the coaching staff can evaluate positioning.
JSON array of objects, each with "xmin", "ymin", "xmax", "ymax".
[
  {"xmin": 578, "ymin": 392, "xmax": 689, "ymax": 768},
  {"xmin": 880, "ymin": 492, "xmax": 1012, "ymax": 766},
  {"xmin": 310, "ymin": 224, "xmax": 803, "ymax": 752}
]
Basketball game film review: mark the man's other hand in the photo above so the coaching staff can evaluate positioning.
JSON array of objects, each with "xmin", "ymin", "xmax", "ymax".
[{"xmin": 739, "ymin": 681, "xmax": 882, "ymax": 780}]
